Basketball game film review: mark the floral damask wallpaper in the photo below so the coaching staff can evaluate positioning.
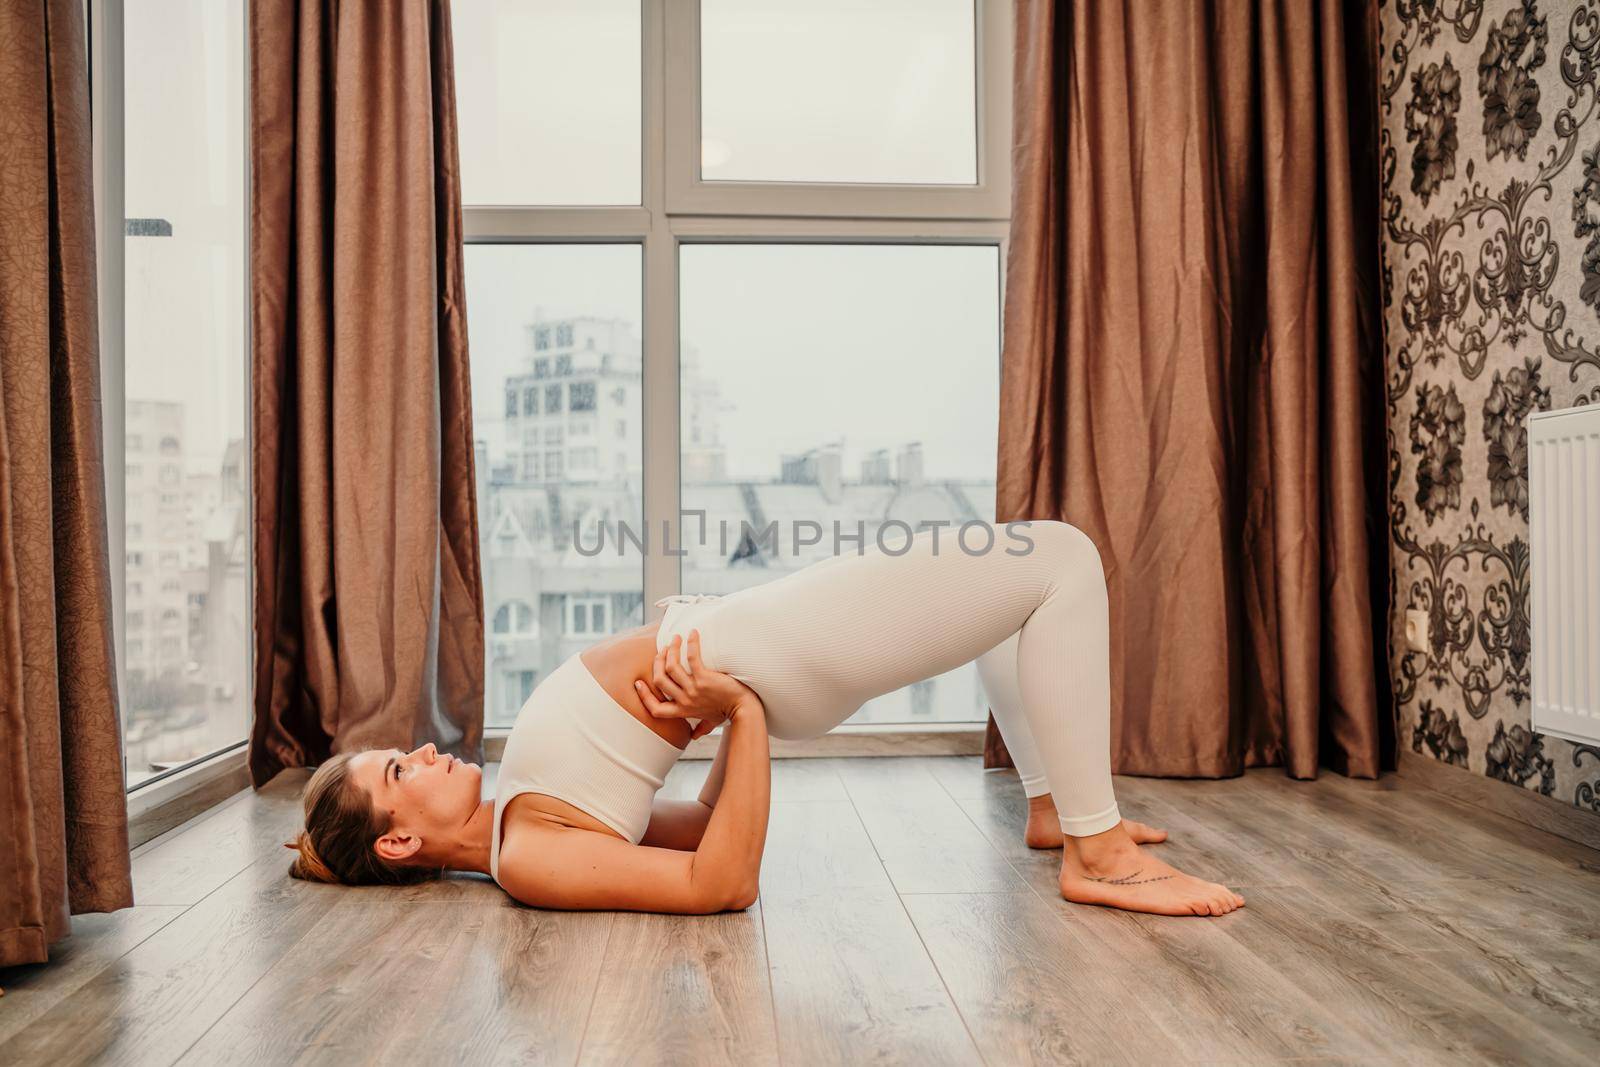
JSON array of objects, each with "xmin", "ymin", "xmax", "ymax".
[{"xmin": 1380, "ymin": 0, "xmax": 1600, "ymax": 815}]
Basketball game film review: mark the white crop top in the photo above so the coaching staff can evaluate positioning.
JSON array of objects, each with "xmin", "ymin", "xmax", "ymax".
[{"xmin": 488, "ymin": 595, "xmax": 719, "ymax": 886}]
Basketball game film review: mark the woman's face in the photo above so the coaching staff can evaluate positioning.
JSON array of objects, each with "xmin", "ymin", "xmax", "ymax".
[{"xmin": 347, "ymin": 742, "xmax": 483, "ymax": 864}]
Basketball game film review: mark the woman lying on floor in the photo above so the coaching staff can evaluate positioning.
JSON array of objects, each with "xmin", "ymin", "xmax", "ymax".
[{"xmin": 285, "ymin": 520, "xmax": 1245, "ymax": 918}]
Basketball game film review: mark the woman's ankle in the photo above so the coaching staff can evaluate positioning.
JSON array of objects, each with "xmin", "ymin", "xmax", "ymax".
[{"xmin": 1063, "ymin": 822, "xmax": 1137, "ymax": 873}]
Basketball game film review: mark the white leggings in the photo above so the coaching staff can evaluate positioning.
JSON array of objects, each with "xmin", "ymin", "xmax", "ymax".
[{"xmin": 654, "ymin": 519, "xmax": 1120, "ymax": 837}]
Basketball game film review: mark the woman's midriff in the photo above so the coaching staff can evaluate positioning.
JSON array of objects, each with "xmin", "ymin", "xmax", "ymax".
[{"xmin": 510, "ymin": 619, "xmax": 690, "ymax": 841}]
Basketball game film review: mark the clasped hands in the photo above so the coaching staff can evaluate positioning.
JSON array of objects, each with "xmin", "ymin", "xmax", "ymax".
[{"xmin": 633, "ymin": 629, "xmax": 757, "ymax": 740}]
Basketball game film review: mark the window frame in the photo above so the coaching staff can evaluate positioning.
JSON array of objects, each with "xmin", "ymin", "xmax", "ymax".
[{"xmin": 462, "ymin": 0, "xmax": 1011, "ymax": 621}]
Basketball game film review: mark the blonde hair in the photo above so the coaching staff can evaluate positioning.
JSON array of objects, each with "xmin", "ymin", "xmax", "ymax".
[{"xmin": 284, "ymin": 752, "xmax": 438, "ymax": 886}]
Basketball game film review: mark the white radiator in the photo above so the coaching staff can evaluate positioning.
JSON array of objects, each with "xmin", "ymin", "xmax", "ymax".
[{"xmin": 1528, "ymin": 404, "xmax": 1600, "ymax": 745}]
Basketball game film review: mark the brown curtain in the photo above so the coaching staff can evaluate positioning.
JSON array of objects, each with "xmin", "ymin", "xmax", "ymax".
[
  {"xmin": 249, "ymin": 0, "xmax": 485, "ymax": 787},
  {"xmin": 986, "ymin": 0, "xmax": 1393, "ymax": 780},
  {"xmin": 0, "ymin": 0, "xmax": 134, "ymax": 967}
]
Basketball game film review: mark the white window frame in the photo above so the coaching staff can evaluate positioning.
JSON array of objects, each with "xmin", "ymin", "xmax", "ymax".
[{"xmin": 463, "ymin": 0, "xmax": 1012, "ymax": 617}]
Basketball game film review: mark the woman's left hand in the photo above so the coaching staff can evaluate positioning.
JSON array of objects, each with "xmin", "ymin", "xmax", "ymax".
[{"xmin": 634, "ymin": 629, "xmax": 753, "ymax": 740}]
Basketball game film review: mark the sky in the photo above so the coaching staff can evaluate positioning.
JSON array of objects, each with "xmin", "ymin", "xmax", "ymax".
[{"xmin": 126, "ymin": 0, "xmax": 996, "ymax": 484}]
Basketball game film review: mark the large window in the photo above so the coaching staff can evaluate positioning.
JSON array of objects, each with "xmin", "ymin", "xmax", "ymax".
[
  {"xmin": 114, "ymin": 0, "xmax": 250, "ymax": 787},
  {"xmin": 97, "ymin": 2, "xmax": 1009, "ymax": 780},
  {"xmin": 458, "ymin": 0, "xmax": 1010, "ymax": 726}
]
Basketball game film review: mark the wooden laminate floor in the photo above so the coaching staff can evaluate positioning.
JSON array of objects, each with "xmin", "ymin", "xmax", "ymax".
[{"xmin": 3, "ymin": 756, "xmax": 1598, "ymax": 1065}]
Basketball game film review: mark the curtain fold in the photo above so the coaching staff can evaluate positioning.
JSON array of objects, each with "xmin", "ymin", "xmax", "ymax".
[
  {"xmin": 249, "ymin": 0, "xmax": 485, "ymax": 787},
  {"xmin": 0, "ymin": 0, "xmax": 134, "ymax": 967},
  {"xmin": 986, "ymin": 0, "xmax": 1393, "ymax": 780}
]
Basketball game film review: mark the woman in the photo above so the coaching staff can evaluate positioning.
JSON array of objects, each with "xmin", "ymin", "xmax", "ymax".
[{"xmin": 286, "ymin": 520, "xmax": 1245, "ymax": 917}]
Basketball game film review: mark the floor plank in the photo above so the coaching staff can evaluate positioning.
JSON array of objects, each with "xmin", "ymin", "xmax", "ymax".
[
  {"xmin": 178, "ymin": 897, "xmax": 464, "ymax": 1065},
  {"xmin": 130, "ymin": 768, "xmax": 310, "ymax": 906},
  {"xmin": 757, "ymin": 801, "xmax": 892, "ymax": 901},
  {"xmin": 580, "ymin": 903, "xmax": 776, "ymax": 1066},
  {"xmin": 762, "ymin": 888, "xmax": 982, "ymax": 1066},
  {"xmin": 904, "ymin": 891, "xmax": 1185, "ymax": 1065},
  {"xmin": 836, "ymin": 758, "xmax": 1028, "ymax": 894},
  {"xmin": 377, "ymin": 908, "xmax": 613, "ymax": 1065},
  {"xmin": 1228, "ymin": 885, "xmax": 1592, "ymax": 1065},
  {"xmin": 0, "ymin": 906, "xmax": 185, "ymax": 1044},
  {"xmin": 0, "ymin": 857, "xmax": 339, "ymax": 1064},
  {"xmin": 1074, "ymin": 904, "xmax": 1388, "ymax": 1061}
]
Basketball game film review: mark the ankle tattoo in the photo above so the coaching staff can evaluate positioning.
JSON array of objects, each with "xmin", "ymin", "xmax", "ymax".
[{"xmin": 1087, "ymin": 868, "xmax": 1173, "ymax": 887}]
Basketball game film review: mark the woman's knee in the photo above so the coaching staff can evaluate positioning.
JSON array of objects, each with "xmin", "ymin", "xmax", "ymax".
[{"xmin": 1011, "ymin": 519, "xmax": 1106, "ymax": 588}]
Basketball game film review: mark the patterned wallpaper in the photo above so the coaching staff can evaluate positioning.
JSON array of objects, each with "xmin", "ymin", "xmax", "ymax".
[{"xmin": 1379, "ymin": 0, "xmax": 1600, "ymax": 816}]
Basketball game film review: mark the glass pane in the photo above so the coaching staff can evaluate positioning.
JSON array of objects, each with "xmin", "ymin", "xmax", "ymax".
[
  {"xmin": 700, "ymin": 0, "xmax": 977, "ymax": 185},
  {"xmin": 464, "ymin": 245, "xmax": 644, "ymax": 726},
  {"xmin": 123, "ymin": 0, "xmax": 249, "ymax": 788},
  {"xmin": 453, "ymin": 0, "xmax": 641, "ymax": 205},
  {"xmin": 679, "ymin": 244, "xmax": 1000, "ymax": 724}
]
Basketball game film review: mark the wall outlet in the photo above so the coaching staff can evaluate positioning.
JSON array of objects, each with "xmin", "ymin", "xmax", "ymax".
[{"xmin": 1404, "ymin": 608, "xmax": 1431, "ymax": 652}]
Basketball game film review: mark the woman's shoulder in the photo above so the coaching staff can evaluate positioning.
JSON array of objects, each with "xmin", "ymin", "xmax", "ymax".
[
  {"xmin": 494, "ymin": 796, "xmax": 560, "ymax": 896},
  {"xmin": 494, "ymin": 799, "xmax": 635, "ymax": 906}
]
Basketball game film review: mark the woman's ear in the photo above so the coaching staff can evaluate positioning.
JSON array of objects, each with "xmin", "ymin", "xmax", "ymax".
[{"xmin": 375, "ymin": 830, "xmax": 422, "ymax": 862}]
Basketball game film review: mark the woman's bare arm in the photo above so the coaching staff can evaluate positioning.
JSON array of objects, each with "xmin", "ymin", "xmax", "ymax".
[
  {"xmin": 683, "ymin": 697, "xmax": 768, "ymax": 902},
  {"xmin": 697, "ymin": 720, "xmax": 735, "ymax": 807},
  {"xmin": 637, "ymin": 798, "xmax": 713, "ymax": 851},
  {"xmin": 637, "ymin": 635, "xmax": 770, "ymax": 900}
]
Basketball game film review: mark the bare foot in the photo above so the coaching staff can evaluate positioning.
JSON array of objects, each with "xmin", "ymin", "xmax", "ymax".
[
  {"xmin": 1059, "ymin": 823, "xmax": 1244, "ymax": 917},
  {"xmin": 1024, "ymin": 795, "xmax": 1168, "ymax": 849}
]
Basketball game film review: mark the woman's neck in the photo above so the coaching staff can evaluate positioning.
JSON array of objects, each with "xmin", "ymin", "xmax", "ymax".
[{"xmin": 425, "ymin": 798, "xmax": 495, "ymax": 876}]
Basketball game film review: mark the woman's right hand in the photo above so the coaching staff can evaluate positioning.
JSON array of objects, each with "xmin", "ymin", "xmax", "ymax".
[{"xmin": 634, "ymin": 629, "xmax": 760, "ymax": 739}]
